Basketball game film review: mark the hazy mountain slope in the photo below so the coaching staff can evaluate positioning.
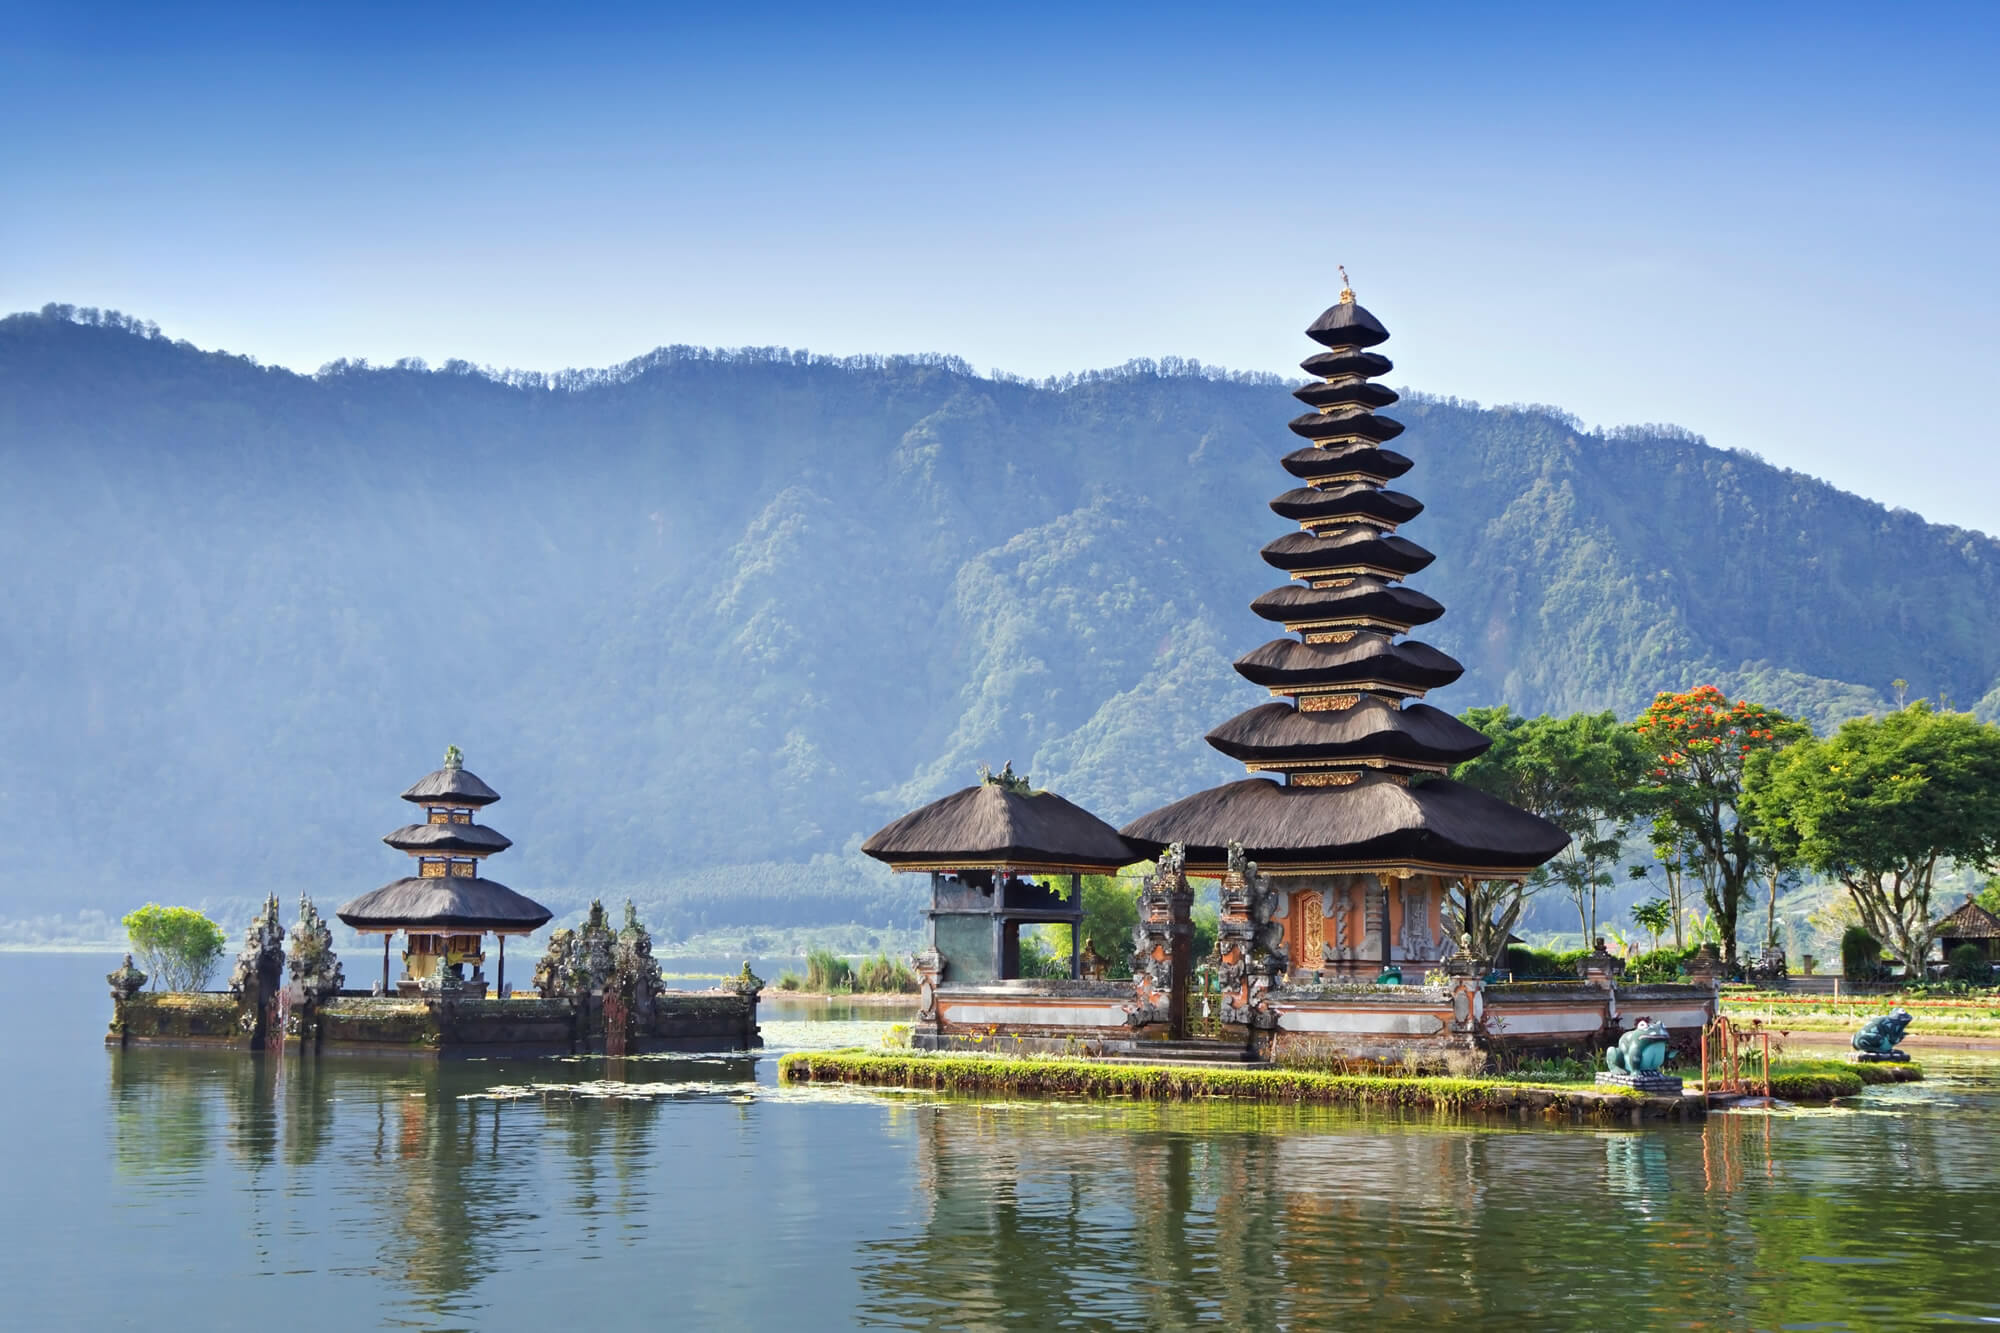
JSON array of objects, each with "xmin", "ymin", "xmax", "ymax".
[{"xmin": 5, "ymin": 306, "xmax": 1997, "ymax": 936}]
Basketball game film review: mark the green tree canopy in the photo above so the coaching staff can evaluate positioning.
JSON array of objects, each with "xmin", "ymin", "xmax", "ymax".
[
  {"xmin": 1748, "ymin": 702, "xmax": 2000, "ymax": 976},
  {"xmin": 122, "ymin": 904, "xmax": 226, "ymax": 993},
  {"xmin": 1456, "ymin": 707, "xmax": 1652, "ymax": 945},
  {"xmin": 1634, "ymin": 686, "xmax": 1809, "ymax": 966}
]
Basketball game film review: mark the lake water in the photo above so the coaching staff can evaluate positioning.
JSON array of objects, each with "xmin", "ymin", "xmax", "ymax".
[{"xmin": 7, "ymin": 952, "xmax": 2000, "ymax": 1329}]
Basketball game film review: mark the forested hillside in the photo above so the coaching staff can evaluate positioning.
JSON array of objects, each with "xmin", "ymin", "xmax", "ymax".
[{"xmin": 6, "ymin": 305, "xmax": 1999, "ymax": 941}]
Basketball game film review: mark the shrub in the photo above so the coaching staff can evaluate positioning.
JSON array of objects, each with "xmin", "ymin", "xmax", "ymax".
[
  {"xmin": 853, "ymin": 953, "xmax": 919, "ymax": 993},
  {"xmin": 1947, "ymin": 943, "xmax": 1992, "ymax": 985},
  {"xmin": 1628, "ymin": 946, "xmax": 1697, "ymax": 983},
  {"xmin": 122, "ymin": 904, "xmax": 227, "ymax": 992},
  {"xmin": 804, "ymin": 947, "xmax": 853, "ymax": 992},
  {"xmin": 775, "ymin": 971, "xmax": 802, "ymax": 992},
  {"xmin": 1502, "ymin": 946, "xmax": 1594, "ymax": 979},
  {"xmin": 1841, "ymin": 926, "xmax": 1884, "ymax": 982}
]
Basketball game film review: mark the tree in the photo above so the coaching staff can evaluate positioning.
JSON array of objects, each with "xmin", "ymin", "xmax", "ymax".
[
  {"xmin": 122, "ymin": 904, "xmax": 226, "ymax": 992},
  {"xmin": 1631, "ymin": 897, "xmax": 1675, "ymax": 951},
  {"xmin": 1748, "ymin": 702, "xmax": 2000, "ymax": 979},
  {"xmin": 1635, "ymin": 686, "xmax": 1808, "ymax": 967},
  {"xmin": 1456, "ymin": 707, "xmax": 1651, "ymax": 946},
  {"xmin": 1043, "ymin": 873, "xmax": 1143, "ymax": 979}
]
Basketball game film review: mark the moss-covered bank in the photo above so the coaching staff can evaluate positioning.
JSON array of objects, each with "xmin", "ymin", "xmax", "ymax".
[
  {"xmin": 1754, "ymin": 1059, "xmax": 1925, "ymax": 1101},
  {"xmin": 777, "ymin": 1049, "xmax": 1695, "ymax": 1120}
]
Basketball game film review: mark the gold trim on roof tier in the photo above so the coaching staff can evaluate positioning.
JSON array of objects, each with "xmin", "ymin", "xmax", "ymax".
[
  {"xmin": 1307, "ymin": 473, "xmax": 1392, "ymax": 488},
  {"xmin": 1290, "ymin": 770, "xmax": 1363, "ymax": 786},
  {"xmin": 1294, "ymin": 617, "xmax": 1415, "ymax": 636},
  {"xmin": 420, "ymin": 860, "xmax": 447, "ymax": 878},
  {"xmin": 1304, "ymin": 516, "xmax": 1395, "ymax": 534},
  {"xmin": 1304, "ymin": 630, "xmax": 1358, "ymax": 644},
  {"xmin": 1308, "ymin": 577, "xmax": 1356, "ymax": 590},
  {"xmin": 1290, "ymin": 565, "xmax": 1408, "ymax": 583},
  {"xmin": 1245, "ymin": 755, "xmax": 1451, "ymax": 774},
  {"xmin": 1181, "ymin": 858, "xmax": 1532, "ymax": 882},
  {"xmin": 1299, "ymin": 693, "xmax": 1362, "ymax": 712},
  {"xmin": 1274, "ymin": 680, "xmax": 1425, "ymax": 700}
]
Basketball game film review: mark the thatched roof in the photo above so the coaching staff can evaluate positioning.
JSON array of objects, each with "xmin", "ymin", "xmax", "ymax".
[
  {"xmin": 1281, "ymin": 444, "xmax": 1412, "ymax": 483},
  {"xmin": 401, "ymin": 763, "xmax": 501, "ymax": 807},
  {"xmin": 1261, "ymin": 528, "xmax": 1433, "ymax": 578},
  {"xmin": 862, "ymin": 781, "xmax": 1144, "ymax": 873},
  {"xmin": 1207, "ymin": 699, "xmax": 1491, "ymax": 768},
  {"xmin": 337, "ymin": 876, "xmax": 552, "ymax": 933},
  {"xmin": 1294, "ymin": 380, "xmax": 1399, "ymax": 411},
  {"xmin": 1299, "ymin": 348, "xmax": 1392, "ymax": 379},
  {"xmin": 1120, "ymin": 774, "xmax": 1569, "ymax": 875},
  {"xmin": 381, "ymin": 822, "xmax": 513, "ymax": 854},
  {"xmin": 1934, "ymin": 896, "xmax": 2000, "ymax": 939},
  {"xmin": 1233, "ymin": 635, "xmax": 1464, "ymax": 694},
  {"xmin": 1250, "ymin": 578, "xmax": 1445, "ymax": 629},
  {"xmin": 1270, "ymin": 484, "xmax": 1423, "ymax": 527},
  {"xmin": 1288, "ymin": 409, "xmax": 1405, "ymax": 444},
  {"xmin": 1306, "ymin": 299, "xmax": 1391, "ymax": 349}
]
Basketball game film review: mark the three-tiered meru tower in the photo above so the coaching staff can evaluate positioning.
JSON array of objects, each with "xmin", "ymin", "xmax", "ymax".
[
  {"xmin": 1123, "ymin": 286, "xmax": 1567, "ymax": 979},
  {"xmin": 337, "ymin": 747, "xmax": 553, "ymax": 996}
]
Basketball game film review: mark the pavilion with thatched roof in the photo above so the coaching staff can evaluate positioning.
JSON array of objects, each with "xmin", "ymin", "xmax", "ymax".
[
  {"xmin": 337, "ymin": 747, "xmax": 552, "ymax": 996},
  {"xmin": 1933, "ymin": 895, "xmax": 2000, "ymax": 967},
  {"xmin": 863, "ymin": 763, "xmax": 1147, "ymax": 983}
]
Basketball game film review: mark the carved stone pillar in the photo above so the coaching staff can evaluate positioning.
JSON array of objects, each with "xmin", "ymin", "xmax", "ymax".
[{"xmin": 1131, "ymin": 844, "xmax": 1193, "ymax": 1037}]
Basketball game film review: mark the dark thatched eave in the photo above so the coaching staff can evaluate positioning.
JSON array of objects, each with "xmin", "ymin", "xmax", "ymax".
[
  {"xmin": 1299, "ymin": 348, "xmax": 1392, "ymax": 379},
  {"xmin": 862, "ymin": 783, "xmax": 1146, "ymax": 873},
  {"xmin": 1271, "ymin": 484, "xmax": 1423, "ymax": 527},
  {"xmin": 401, "ymin": 766, "xmax": 501, "ymax": 807},
  {"xmin": 1281, "ymin": 444, "xmax": 1412, "ymax": 482},
  {"xmin": 1306, "ymin": 300, "xmax": 1391, "ymax": 350},
  {"xmin": 1120, "ymin": 775, "xmax": 1569, "ymax": 875},
  {"xmin": 1293, "ymin": 380, "xmax": 1399, "ymax": 411},
  {"xmin": 1233, "ymin": 635, "xmax": 1464, "ymax": 693},
  {"xmin": 382, "ymin": 822, "xmax": 513, "ymax": 854},
  {"xmin": 1206, "ymin": 699, "xmax": 1492, "ymax": 767},
  {"xmin": 1933, "ymin": 897, "xmax": 2000, "ymax": 939},
  {"xmin": 1261, "ymin": 528, "xmax": 1434, "ymax": 578},
  {"xmin": 1288, "ymin": 409, "xmax": 1405, "ymax": 443},
  {"xmin": 1250, "ymin": 579, "xmax": 1445, "ymax": 629},
  {"xmin": 337, "ymin": 877, "xmax": 553, "ymax": 933}
]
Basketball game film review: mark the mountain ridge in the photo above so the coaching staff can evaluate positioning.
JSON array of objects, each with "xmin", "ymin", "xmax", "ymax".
[{"xmin": 5, "ymin": 304, "xmax": 1995, "ymax": 938}]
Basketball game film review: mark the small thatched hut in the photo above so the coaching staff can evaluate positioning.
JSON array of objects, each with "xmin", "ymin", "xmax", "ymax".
[
  {"xmin": 1933, "ymin": 896, "xmax": 2000, "ymax": 967},
  {"xmin": 863, "ymin": 764, "xmax": 1147, "ymax": 983}
]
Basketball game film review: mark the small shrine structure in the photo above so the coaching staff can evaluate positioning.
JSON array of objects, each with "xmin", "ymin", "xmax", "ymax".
[
  {"xmin": 337, "ymin": 747, "xmax": 553, "ymax": 996},
  {"xmin": 1932, "ymin": 896, "xmax": 2000, "ymax": 967},
  {"xmin": 1121, "ymin": 284, "xmax": 1569, "ymax": 979},
  {"xmin": 862, "ymin": 764, "xmax": 1142, "ymax": 983}
]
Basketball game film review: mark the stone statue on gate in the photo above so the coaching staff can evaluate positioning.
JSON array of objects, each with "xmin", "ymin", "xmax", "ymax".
[{"xmin": 1852, "ymin": 1007, "xmax": 1913, "ymax": 1061}]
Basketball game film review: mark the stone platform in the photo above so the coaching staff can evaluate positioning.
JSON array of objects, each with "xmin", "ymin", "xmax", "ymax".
[
  {"xmin": 1853, "ymin": 1050, "xmax": 1911, "ymax": 1063},
  {"xmin": 1595, "ymin": 1070, "xmax": 1685, "ymax": 1095}
]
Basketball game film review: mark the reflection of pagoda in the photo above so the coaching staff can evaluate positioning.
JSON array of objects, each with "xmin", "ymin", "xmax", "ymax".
[
  {"xmin": 1123, "ymin": 286, "xmax": 1565, "ymax": 977},
  {"xmin": 337, "ymin": 747, "xmax": 553, "ymax": 996}
]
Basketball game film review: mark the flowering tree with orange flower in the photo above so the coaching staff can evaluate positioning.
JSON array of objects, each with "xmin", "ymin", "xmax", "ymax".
[{"xmin": 1634, "ymin": 686, "xmax": 1809, "ymax": 967}]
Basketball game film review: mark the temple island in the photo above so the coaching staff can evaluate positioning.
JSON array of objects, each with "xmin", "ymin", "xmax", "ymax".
[
  {"xmin": 106, "ymin": 749, "xmax": 763, "ymax": 1056},
  {"xmin": 862, "ymin": 289, "xmax": 1719, "ymax": 1070}
]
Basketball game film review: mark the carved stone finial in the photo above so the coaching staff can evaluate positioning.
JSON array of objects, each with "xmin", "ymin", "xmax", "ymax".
[
  {"xmin": 721, "ymin": 959, "xmax": 765, "ymax": 998},
  {"xmin": 444, "ymin": 744, "xmax": 464, "ymax": 770},
  {"xmin": 287, "ymin": 896, "xmax": 345, "ymax": 1001},
  {"xmin": 978, "ymin": 760, "xmax": 1035, "ymax": 795},
  {"xmin": 108, "ymin": 954, "xmax": 147, "ymax": 1002}
]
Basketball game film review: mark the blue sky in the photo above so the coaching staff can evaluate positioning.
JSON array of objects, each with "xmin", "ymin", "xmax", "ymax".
[{"xmin": 5, "ymin": 2, "xmax": 1997, "ymax": 528}]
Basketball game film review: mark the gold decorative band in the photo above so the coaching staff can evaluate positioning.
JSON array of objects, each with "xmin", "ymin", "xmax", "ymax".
[
  {"xmin": 1291, "ymin": 770, "xmax": 1362, "ymax": 786},
  {"xmin": 1299, "ymin": 693, "xmax": 1361, "ymax": 712}
]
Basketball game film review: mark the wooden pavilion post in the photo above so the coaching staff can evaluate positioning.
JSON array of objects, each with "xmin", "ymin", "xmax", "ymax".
[
  {"xmin": 1069, "ymin": 873, "xmax": 1082, "ymax": 979},
  {"xmin": 382, "ymin": 933, "xmax": 391, "ymax": 992},
  {"xmin": 497, "ymin": 935, "xmax": 506, "ymax": 996}
]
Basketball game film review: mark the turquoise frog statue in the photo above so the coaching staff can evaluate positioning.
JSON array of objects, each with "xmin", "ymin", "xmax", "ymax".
[
  {"xmin": 1606, "ymin": 1018, "xmax": 1671, "ymax": 1074},
  {"xmin": 1852, "ymin": 1007, "xmax": 1913, "ymax": 1058}
]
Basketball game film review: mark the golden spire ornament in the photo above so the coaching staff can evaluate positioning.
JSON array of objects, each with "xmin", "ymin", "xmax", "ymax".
[{"xmin": 1338, "ymin": 264, "xmax": 1355, "ymax": 304}]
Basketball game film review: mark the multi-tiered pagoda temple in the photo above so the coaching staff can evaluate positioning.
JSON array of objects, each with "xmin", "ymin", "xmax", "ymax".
[
  {"xmin": 1124, "ymin": 287, "xmax": 1566, "ymax": 978},
  {"xmin": 337, "ymin": 747, "xmax": 553, "ymax": 996}
]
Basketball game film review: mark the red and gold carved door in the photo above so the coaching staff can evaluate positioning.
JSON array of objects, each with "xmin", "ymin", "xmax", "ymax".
[{"xmin": 1291, "ymin": 890, "xmax": 1325, "ymax": 970}]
